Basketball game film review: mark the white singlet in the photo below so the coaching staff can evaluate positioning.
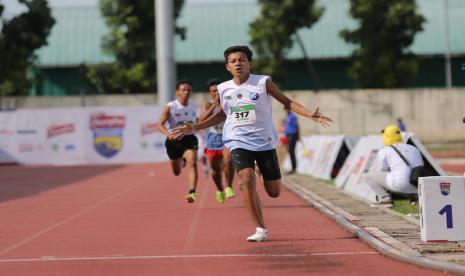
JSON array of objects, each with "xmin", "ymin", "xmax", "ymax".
[
  {"xmin": 166, "ymin": 100, "xmax": 198, "ymax": 130},
  {"xmin": 218, "ymin": 74, "xmax": 278, "ymax": 151}
]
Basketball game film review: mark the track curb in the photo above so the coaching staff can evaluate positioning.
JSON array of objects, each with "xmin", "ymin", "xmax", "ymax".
[{"xmin": 284, "ymin": 180, "xmax": 465, "ymax": 275}]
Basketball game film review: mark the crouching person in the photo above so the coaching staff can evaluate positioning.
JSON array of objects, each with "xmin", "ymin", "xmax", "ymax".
[{"xmin": 364, "ymin": 125, "xmax": 423, "ymax": 207}]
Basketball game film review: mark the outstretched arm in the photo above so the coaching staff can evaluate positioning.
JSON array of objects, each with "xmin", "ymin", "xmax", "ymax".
[
  {"xmin": 172, "ymin": 108, "xmax": 227, "ymax": 140},
  {"xmin": 266, "ymin": 79, "xmax": 332, "ymax": 127}
]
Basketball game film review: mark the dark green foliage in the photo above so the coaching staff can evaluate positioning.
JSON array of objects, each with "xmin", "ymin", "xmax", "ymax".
[
  {"xmin": 340, "ymin": 0, "xmax": 425, "ymax": 88},
  {"xmin": 249, "ymin": 0, "xmax": 323, "ymax": 82},
  {"xmin": 0, "ymin": 0, "xmax": 55, "ymax": 96},
  {"xmin": 86, "ymin": 0, "xmax": 185, "ymax": 94}
]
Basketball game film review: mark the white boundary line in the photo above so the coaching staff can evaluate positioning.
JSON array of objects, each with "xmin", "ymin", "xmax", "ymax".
[{"xmin": 0, "ymin": 251, "xmax": 379, "ymax": 263}]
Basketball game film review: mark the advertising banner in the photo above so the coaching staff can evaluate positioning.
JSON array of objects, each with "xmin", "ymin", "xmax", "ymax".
[
  {"xmin": 335, "ymin": 135, "xmax": 382, "ymax": 203},
  {"xmin": 124, "ymin": 107, "xmax": 168, "ymax": 163},
  {"xmin": 46, "ymin": 108, "xmax": 87, "ymax": 165},
  {"xmin": 0, "ymin": 106, "xmax": 170, "ymax": 165},
  {"xmin": 283, "ymin": 135, "xmax": 322, "ymax": 175},
  {"xmin": 14, "ymin": 109, "xmax": 49, "ymax": 165},
  {"xmin": 0, "ymin": 111, "xmax": 17, "ymax": 163},
  {"xmin": 311, "ymin": 135, "xmax": 345, "ymax": 180}
]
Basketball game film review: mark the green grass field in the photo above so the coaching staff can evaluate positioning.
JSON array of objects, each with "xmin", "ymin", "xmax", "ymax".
[
  {"xmin": 321, "ymin": 178, "xmax": 419, "ymax": 215},
  {"xmin": 392, "ymin": 198, "xmax": 419, "ymax": 215}
]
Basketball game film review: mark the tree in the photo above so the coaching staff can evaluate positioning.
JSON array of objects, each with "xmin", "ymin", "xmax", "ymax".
[
  {"xmin": 0, "ymin": 0, "xmax": 55, "ymax": 96},
  {"xmin": 86, "ymin": 0, "xmax": 185, "ymax": 94},
  {"xmin": 340, "ymin": 0, "xmax": 425, "ymax": 88},
  {"xmin": 249, "ymin": 0, "xmax": 324, "ymax": 83}
]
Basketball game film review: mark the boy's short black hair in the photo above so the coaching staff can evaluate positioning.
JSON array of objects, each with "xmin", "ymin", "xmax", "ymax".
[
  {"xmin": 176, "ymin": 79, "xmax": 193, "ymax": 90},
  {"xmin": 206, "ymin": 78, "xmax": 222, "ymax": 90},
  {"xmin": 223, "ymin": 45, "xmax": 253, "ymax": 62}
]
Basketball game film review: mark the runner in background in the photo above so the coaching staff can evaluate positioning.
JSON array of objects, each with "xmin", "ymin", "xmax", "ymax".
[
  {"xmin": 157, "ymin": 80, "xmax": 199, "ymax": 203},
  {"xmin": 199, "ymin": 79, "xmax": 236, "ymax": 204}
]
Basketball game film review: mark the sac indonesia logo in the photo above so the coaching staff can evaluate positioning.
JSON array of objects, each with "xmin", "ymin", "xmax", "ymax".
[
  {"xmin": 90, "ymin": 113, "xmax": 126, "ymax": 158},
  {"xmin": 440, "ymin": 182, "xmax": 451, "ymax": 196}
]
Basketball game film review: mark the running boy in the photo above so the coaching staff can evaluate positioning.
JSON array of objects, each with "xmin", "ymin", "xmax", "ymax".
[
  {"xmin": 173, "ymin": 46, "xmax": 332, "ymax": 241},
  {"xmin": 199, "ymin": 79, "xmax": 236, "ymax": 204},
  {"xmin": 157, "ymin": 80, "xmax": 199, "ymax": 203}
]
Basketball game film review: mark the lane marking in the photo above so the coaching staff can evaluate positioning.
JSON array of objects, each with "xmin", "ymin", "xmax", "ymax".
[
  {"xmin": 0, "ymin": 179, "xmax": 148, "ymax": 256},
  {"xmin": 183, "ymin": 178, "xmax": 210, "ymax": 254},
  {"xmin": 0, "ymin": 251, "xmax": 379, "ymax": 263}
]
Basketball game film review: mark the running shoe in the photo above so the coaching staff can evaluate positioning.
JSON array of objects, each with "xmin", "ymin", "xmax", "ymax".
[
  {"xmin": 247, "ymin": 227, "xmax": 268, "ymax": 242},
  {"xmin": 370, "ymin": 196, "xmax": 393, "ymax": 208},
  {"xmin": 225, "ymin": 187, "xmax": 236, "ymax": 199},
  {"xmin": 185, "ymin": 192, "xmax": 197, "ymax": 203},
  {"xmin": 215, "ymin": 190, "xmax": 225, "ymax": 204}
]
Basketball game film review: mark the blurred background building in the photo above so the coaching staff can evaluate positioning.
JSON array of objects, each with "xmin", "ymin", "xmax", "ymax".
[{"xmin": 30, "ymin": 0, "xmax": 465, "ymax": 96}]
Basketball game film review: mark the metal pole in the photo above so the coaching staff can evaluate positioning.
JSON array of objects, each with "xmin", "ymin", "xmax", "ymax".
[
  {"xmin": 155, "ymin": 0, "xmax": 176, "ymax": 105},
  {"xmin": 444, "ymin": 0, "xmax": 452, "ymax": 88},
  {"xmin": 80, "ymin": 89, "xmax": 86, "ymax": 107}
]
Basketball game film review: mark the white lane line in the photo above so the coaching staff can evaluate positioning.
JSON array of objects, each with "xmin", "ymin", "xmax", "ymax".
[
  {"xmin": 0, "ymin": 251, "xmax": 379, "ymax": 263},
  {"xmin": 183, "ymin": 178, "xmax": 210, "ymax": 254},
  {"xmin": 0, "ymin": 179, "xmax": 147, "ymax": 256}
]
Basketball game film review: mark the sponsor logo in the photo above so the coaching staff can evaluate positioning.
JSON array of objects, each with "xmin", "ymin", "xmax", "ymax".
[
  {"xmin": 52, "ymin": 144, "xmax": 60, "ymax": 151},
  {"xmin": 17, "ymin": 129, "xmax": 37, "ymax": 135},
  {"xmin": 141, "ymin": 123, "xmax": 159, "ymax": 136},
  {"xmin": 90, "ymin": 113, "xmax": 126, "ymax": 158},
  {"xmin": 352, "ymin": 156, "xmax": 365, "ymax": 174},
  {"xmin": 47, "ymin": 123, "xmax": 75, "ymax": 138},
  {"xmin": 65, "ymin": 144, "xmax": 76, "ymax": 151},
  {"xmin": 249, "ymin": 92, "xmax": 259, "ymax": 100},
  {"xmin": 224, "ymin": 96, "xmax": 232, "ymax": 100},
  {"xmin": 18, "ymin": 144, "xmax": 34, "ymax": 152},
  {"xmin": 0, "ymin": 128, "xmax": 13, "ymax": 136},
  {"xmin": 440, "ymin": 182, "xmax": 451, "ymax": 196},
  {"xmin": 153, "ymin": 142, "xmax": 164, "ymax": 149},
  {"xmin": 237, "ymin": 93, "xmax": 242, "ymax": 99}
]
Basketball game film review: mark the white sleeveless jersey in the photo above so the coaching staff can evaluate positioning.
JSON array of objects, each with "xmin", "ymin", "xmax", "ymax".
[
  {"xmin": 166, "ymin": 100, "xmax": 198, "ymax": 130},
  {"xmin": 218, "ymin": 74, "xmax": 278, "ymax": 151}
]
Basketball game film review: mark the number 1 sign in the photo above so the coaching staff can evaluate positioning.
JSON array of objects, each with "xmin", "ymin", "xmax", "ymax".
[{"xmin": 419, "ymin": 176, "xmax": 465, "ymax": 242}]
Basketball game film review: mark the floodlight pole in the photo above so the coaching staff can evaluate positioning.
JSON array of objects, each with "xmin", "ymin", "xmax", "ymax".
[
  {"xmin": 444, "ymin": 0, "xmax": 452, "ymax": 88},
  {"xmin": 155, "ymin": 0, "xmax": 176, "ymax": 105}
]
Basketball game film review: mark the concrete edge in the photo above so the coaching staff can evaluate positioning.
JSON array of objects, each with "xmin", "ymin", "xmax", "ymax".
[
  {"xmin": 284, "ymin": 180, "xmax": 465, "ymax": 275},
  {"xmin": 315, "ymin": 178, "xmax": 422, "ymax": 226}
]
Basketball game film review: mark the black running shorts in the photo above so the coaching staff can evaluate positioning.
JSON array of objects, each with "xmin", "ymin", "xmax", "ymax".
[
  {"xmin": 230, "ymin": 148, "xmax": 281, "ymax": 181},
  {"xmin": 165, "ymin": 134, "xmax": 199, "ymax": 160}
]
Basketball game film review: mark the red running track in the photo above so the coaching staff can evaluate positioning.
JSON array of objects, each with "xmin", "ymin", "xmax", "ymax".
[{"xmin": 0, "ymin": 163, "xmax": 445, "ymax": 275}]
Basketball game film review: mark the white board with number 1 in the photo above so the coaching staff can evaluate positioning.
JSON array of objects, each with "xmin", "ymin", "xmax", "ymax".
[{"xmin": 419, "ymin": 176, "xmax": 465, "ymax": 242}]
